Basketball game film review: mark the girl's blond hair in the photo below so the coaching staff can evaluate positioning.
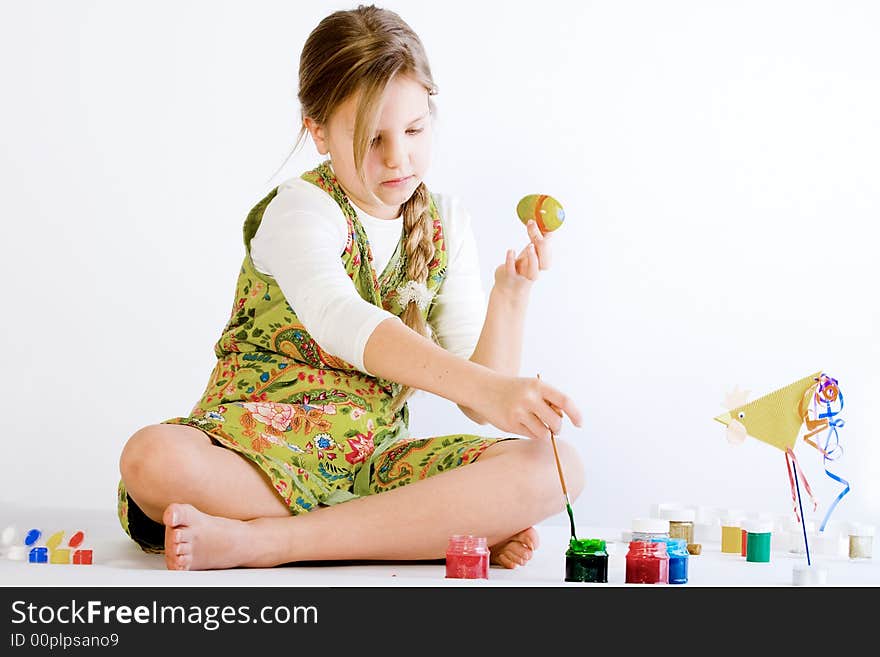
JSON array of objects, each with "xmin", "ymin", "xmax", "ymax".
[{"xmin": 278, "ymin": 5, "xmax": 439, "ymax": 413}]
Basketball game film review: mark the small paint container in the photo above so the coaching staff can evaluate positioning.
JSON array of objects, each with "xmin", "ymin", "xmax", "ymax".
[
  {"xmin": 847, "ymin": 522, "xmax": 875, "ymax": 560},
  {"xmin": 625, "ymin": 539, "xmax": 669, "ymax": 584},
  {"xmin": 5, "ymin": 545, "xmax": 26, "ymax": 561},
  {"xmin": 792, "ymin": 563, "xmax": 828, "ymax": 586},
  {"xmin": 631, "ymin": 517, "xmax": 670, "ymax": 542},
  {"xmin": 814, "ymin": 529, "xmax": 848, "ymax": 559},
  {"xmin": 693, "ymin": 506, "xmax": 721, "ymax": 544},
  {"xmin": 0, "ymin": 525, "xmax": 16, "ymax": 549},
  {"xmin": 720, "ymin": 514, "xmax": 745, "ymax": 554},
  {"xmin": 652, "ymin": 537, "xmax": 689, "ymax": 584},
  {"xmin": 565, "ymin": 538, "xmax": 608, "ymax": 583},
  {"xmin": 659, "ymin": 507, "xmax": 695, "ymax": 545},
  {"xmin": 744, "ymin": 520, "xmax": 773, "ymax": 563},
  {"xmin": 445, "ymin": 535, "xmax": 489, "ymax": 579},
  {"xmin": 786, "ymin": 518, "xmax": 817, "ymax": 555}
]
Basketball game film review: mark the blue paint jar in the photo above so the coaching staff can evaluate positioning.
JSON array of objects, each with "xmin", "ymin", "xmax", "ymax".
[{"xmin": 653, "ymin": 537, "xmax": 689, "ymax": 584}]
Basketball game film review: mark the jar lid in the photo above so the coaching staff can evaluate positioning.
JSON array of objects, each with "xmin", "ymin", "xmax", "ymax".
[
  {"xmin": 632, "ymin": 517, "xmax": 669, "ymax": 534},
  {"xmin": 652, "ymin": 537, "xmax": 688, "ymax": 555},
  {"xmin": 848, "ymin": 522, "xmax": 875, "ymax": 537},
  {"xmin": 652, "ymin": 502, "xmax": 685, "ymax": 517},
  {"xmin": 659, "ymin": 507, "xmax": 695, "ymax": 522},
  {"xmin": 694, "ymin": 506, "xmax": 721, "ymax": 524},
  {"xmin": 447, "ymin": 534, "xmax": 488, "ymax": 550},
  {"xmin": 743, "ymin": 520, "xmax": 773, "ymax": 534},
  {"xmin": 629, "ymin": 539, "xmax": 668, "ymax": 553}
]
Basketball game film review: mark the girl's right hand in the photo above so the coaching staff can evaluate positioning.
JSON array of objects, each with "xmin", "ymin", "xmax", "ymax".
[{"xmin": 474, "ymin": 374, "xmax": 583, "ymax": 440}]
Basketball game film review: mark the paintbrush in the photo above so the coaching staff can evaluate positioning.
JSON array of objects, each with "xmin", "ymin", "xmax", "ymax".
[{"xmin": 537, "ymin": 374, "xmax": 578, "ymax": 541}]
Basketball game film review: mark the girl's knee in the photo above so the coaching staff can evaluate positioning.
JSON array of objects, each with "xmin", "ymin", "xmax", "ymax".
[
  {"xmin": 484, "ymin": 437, "xmax": 585, "ymax": 506},
  {"xmin": 120, "ymin": 425, "xmax": 162, "ymax": 483},
  {"xmin": 119, "ymin": 424, "xmax": 196, "ymax": 488},
  {"xmin": 554, "ymin": 438, "xmax": 585, "ymax": 500}
]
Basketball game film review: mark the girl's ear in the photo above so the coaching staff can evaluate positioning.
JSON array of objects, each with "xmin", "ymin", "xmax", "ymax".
[{"xmin": 303, "ymin": 117, "xmax": 329, "ymax": 155}]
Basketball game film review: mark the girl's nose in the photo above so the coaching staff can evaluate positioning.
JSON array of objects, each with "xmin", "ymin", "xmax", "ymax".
[{"xmin": 383, "ymin": 136, "xmax": 406, "ymax": 169}]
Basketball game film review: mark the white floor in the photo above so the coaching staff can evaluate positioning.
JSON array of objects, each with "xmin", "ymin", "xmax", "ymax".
[{"xmin": 2, "ymin": 504, "xmax": 878, "ymax": 587}]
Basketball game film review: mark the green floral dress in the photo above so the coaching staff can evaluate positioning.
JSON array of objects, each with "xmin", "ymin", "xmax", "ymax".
[{"xmin": 118, "ymin": 161, "xmax": 506, "ymax": 553}]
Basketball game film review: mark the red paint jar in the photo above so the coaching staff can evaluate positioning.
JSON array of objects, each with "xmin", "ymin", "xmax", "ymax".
[
  {"xmin": 625, "ymin": 540, "xmax": 669, "ymax": 584},
  {"xmin": 445, "ymin": 535, "xmax": 489, "ymax": 579}
]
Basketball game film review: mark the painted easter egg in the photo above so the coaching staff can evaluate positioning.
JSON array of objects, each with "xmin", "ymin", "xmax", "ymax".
[{"xmin": 516, "ymin": 194, "xmax": 565, "ymax": 233}]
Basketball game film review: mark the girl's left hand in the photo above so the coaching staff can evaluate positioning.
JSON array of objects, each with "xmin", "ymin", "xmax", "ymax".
[{"xmin": 493, "ymin": 219, "xmax": 553, "ymax": 297}]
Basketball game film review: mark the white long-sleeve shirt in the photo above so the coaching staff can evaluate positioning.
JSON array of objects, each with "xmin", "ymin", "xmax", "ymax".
[{"xmin": 250, "ymin": 176, "xmax": 487, "ymax": 375}]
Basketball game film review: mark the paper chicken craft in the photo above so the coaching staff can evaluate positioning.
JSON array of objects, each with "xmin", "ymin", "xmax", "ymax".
[{"xmin": 714, "ymin": 371, "xmax": 849, "ymax": 561}]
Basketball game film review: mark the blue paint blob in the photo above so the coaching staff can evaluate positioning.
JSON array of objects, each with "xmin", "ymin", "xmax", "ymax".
[{"xmin": 24, "ymin": 529, "xmax": 41, "ymax": 546}]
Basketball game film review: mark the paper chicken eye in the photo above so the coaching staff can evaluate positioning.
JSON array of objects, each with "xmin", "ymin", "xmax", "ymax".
[{"xmin": 738, "ymin": 412, "xmax": 745, "ymax": 419}]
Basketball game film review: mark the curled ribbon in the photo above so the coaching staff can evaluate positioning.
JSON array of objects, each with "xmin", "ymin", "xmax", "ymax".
[
  {"xmin": 797, "ymin": 373, "xmax": 850, "ymax": 532},
  {"xmin": 785, "ymin": 447, "xmax": 817, "ymax": 523}
]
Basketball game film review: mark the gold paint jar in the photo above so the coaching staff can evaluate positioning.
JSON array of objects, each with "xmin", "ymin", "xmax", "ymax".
[
  {"xmin": 660, "ymin": 507, "xmax": 695, "ymax": 545},
  {"xmin": 847, "ymin": 522, "xmax": 874, "ymax": 560}
]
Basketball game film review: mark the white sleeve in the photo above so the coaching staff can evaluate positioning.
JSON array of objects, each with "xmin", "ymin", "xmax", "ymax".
[
  {"xmin": 428, "ymin": 195, "xmax": 488, "ymax": 359},
  {"xmin": 250, "ymin": 179, "xmax": 401, "ymax": 375}
]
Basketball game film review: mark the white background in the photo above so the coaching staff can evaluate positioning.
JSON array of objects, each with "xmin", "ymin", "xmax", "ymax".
[{"xmin": 2, "ymin": 0, "xmax": 878, "ymax": 534}]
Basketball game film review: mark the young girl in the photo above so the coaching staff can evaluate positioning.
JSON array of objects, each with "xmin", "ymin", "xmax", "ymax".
[{"xmin": 117, "ymin": 4, "xmax": 584, "ymax": 572}]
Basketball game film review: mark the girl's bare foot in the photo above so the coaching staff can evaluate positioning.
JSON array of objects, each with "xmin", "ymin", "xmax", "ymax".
[
  {"xmin": 490, "ymin": 527, "xmax": 539, "ymax": 569},
  {"xmin": 163, "ymin": 503, "xmax": 266, "ymax": 571}
]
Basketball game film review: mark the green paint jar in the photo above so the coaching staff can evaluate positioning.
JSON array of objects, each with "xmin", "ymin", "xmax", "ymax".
[
  {"xmin": 745, "ymin": 520, "xmax": 773, "ymax": 563},
  {"xmin": 565, "ymin": 538, "xmax": 608, "ymax": 583}
]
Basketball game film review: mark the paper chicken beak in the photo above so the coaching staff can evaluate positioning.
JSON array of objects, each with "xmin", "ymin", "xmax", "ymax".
[{"xmin": 714, "ymin": 411, "xmax": 732, "ymax": 426}]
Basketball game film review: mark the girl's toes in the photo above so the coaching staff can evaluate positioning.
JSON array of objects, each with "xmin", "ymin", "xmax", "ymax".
[
  {"xmin": 496, "ymin": 553, "xmax": 517, "ymax": 569},
  {"xmin": 174, "ymin": 542, "xmax": 192, "ymax": 558},
  {"xmin": 507, "ymin": 542, "xmax": 532, "ymax": 566}
]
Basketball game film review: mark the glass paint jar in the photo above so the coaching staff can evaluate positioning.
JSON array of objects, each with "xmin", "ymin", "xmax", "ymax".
[
  {"xmin": 445, "ymin": 535, "xmax": 489, "ymax": 579},
  {"xmin": 631, "ymin": 517, "xmax": 670, "ymax": 542},
  {"xmin": 565, "ymin": 538, "xmax": 608, "ymax": 583},
  {"xmin": 720, "ymin": 513, "xmax": 745, "ymax": 554},
  {"xmin": 660, "ymin": 507, "xmax": 695, "ymax": 545},
  {"xmin": 693, "ymin": 505, "xmax": 722, "ymax": 544},
  {"xmin": 625, "ymin": 539, "xmax": 669, "ymax": 584},
  {"xmin": 786, "ymin": 518, "xmax": 816, "ymax": 555},
  {"xmin": 744, "ymin": 520, "xmax": 773, "ymax": 563},
  {"xmin": 652, "ymin": 537, "xmax": 689, "ymax": 584},
  {"xmin": 848, "ymin": 522, "xmax": 875, "ymax": 560}
]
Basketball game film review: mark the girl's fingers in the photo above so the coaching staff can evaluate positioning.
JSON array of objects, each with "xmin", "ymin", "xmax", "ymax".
[
  {"xmin": 535, "ymin": 233, "xmax": 552, "ymax": 271},
  {"xmin": 543, "ymin": 385, "xmax": 582, "ymax": 428},
  {"xmin": 521, "ymin": 414, "xmax": 551, "ymax": 441},
  {"xmin": 527, "ymin": 220, "xmax": 552, "ymax": 271},
  {"xmin": 535, "ymin": 402, "xmax": 564, "ymax": 435},
  {"xmin": 525, "ymin": 243, "xmax": 539, "ymax": 279},
  {"xmin": 505, "ymin": 248, "xmax": 516, "ymax": 275}
]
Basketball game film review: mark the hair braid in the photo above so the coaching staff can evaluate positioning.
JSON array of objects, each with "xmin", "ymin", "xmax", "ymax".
[{"xmin": 388, "ymin": 182, "xmax": 438, "ymax": 413}]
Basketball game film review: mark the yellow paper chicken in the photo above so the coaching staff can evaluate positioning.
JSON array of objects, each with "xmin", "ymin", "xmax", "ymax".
[
  {"xmin": 714, "ymin": 371, "xmax": 823, "ymax": 451},
  {"xmin": 713, "ymin": 371, "xmax": 849, "ymax": 535}
]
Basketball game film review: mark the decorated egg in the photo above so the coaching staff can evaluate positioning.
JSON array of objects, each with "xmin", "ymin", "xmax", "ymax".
[{"xmin": 516, "ymin": 194, "xmax": 565, "ymax": 233}]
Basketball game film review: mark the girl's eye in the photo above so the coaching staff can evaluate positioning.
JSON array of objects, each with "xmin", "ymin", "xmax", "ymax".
[
  {"xmin": 406, "ymin": 128, "xmax": 423, "ymax": 135},
  {"xmin": 370, "ymin": 136, "xmax": 381, "ymax": 147}
]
